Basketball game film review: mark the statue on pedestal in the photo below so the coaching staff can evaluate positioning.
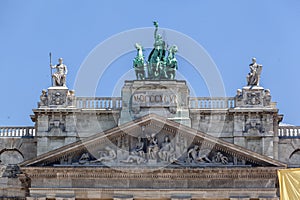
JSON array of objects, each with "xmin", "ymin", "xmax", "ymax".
[
  {"xmin": 67, "ymin": 90, "xmax": 75, "ymax": 107},
  {"xmin": 39, "ymin": 89, "xmax": 48, "ymax": 107},
  {"xmin": 51, "ymin": 58, "xmax": 68, "ymax": 87},
  {"xmin": 247, "ymin": 57, "xmax": 262, "ymax": 86},
  {"xmin": 132, "ymin": 21, "xmax": 179, "ymax": 80}
]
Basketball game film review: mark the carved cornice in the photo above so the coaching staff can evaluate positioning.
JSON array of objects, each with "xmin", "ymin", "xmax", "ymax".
[{"xmin": 21, "ymin": 167, "xmax": 280, "ymax": 180}]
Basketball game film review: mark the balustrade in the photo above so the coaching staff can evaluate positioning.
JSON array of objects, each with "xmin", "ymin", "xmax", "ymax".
[
  {"xmin": 0, "ymin": 126, "xmax": 35, "ymax": 137},
  {"xmin": 76, "ymin": 97, "xmax": 122, "ymax": 109},
  {"xmin": 278, "ymin": 126, "xmax": 300, "ymax": 138},
  {"xmin": 189, "ymin": 97, "xmax": 235, "ymax": 109}
]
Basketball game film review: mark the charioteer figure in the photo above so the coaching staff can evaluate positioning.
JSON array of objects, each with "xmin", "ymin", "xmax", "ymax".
[
  {"xmin": 132, "ymin": 21, "xmax": 179, "ymax": 80},
  {"xmin": 148, "ymin": 21, "xmax": 167, "ymax": 79}
]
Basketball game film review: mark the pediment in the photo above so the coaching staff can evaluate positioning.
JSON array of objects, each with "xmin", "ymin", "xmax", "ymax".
[{"xmin": 20, "ymin": 114, "xmax": 286, "ymax": 168}]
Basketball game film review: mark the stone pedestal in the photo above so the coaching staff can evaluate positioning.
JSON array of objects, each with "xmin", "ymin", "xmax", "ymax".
[
  {"xmin": 119, "ymin": 80, "xmax": 191, "ymax": 127},
  {"xmin": 47, "ymin": 86, "xmax": 69, "ymax": 107},
  {"xmin": 232, "ymin": 85, "xmax": 278, "ymax": 158},
  {"xmin": 36, "ymin": 86, "xmax": 80, "ymax": 156},
  {"xmin": 235, "ymin": 86, "xmax": 272, "ymax": 108}
]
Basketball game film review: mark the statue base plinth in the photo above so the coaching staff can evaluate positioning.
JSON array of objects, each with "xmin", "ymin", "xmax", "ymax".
[
  {"xmin": 235, "ymin": 85, "xmax": 272, "ymax": 108},
  {"xmin": 47, "ymin": 86, "xmax": 69, "ymax": 108},
  {"xmin": 119, "ymin": 80, "xmax": 191, "ymax": 127}
]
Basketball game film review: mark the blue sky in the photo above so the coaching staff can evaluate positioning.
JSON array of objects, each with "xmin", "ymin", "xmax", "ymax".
[{"xmin": 0, "ymin": 0, "xmax": 300, "ymax": 125}]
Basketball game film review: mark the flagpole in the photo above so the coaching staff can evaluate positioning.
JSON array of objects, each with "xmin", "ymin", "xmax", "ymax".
[{"xmin": 49, "ymin": 52, "xmax": 53, "ymax": 86}]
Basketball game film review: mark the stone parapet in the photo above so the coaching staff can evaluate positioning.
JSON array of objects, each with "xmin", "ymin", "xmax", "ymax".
[{"xmin": 119, "ymin": 80, "xmax": 191, "ymax": 126}]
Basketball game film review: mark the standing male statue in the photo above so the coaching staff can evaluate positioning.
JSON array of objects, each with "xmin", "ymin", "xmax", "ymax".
[
  {"xmin": 51, "ymin": 58, "xmax": 68, "ymax": 87},
  {"xmin": 247, "ymin": 57, "xmax": 262, "ymax": 86}
]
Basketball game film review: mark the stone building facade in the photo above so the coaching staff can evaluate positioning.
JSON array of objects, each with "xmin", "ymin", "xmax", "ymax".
[
  {"xmin": 1, "ymin": 76, "xmax": 299, "ymax": 199},
  {"xmin": 0, "ymin": 28, "xmax": 299, "ymax": 199}
]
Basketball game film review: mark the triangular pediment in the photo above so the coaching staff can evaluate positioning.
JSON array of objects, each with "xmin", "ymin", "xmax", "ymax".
[{"xmin": 20, "ymin": 114, "xmax": 286, "ymax": 168}]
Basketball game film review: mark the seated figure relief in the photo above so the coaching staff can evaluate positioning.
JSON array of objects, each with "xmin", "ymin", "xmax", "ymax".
[
  {"xmin": 158, "ymin": 136, "xmax": 175, "ymax": 162},
  {"xmin": 187, "ymin": 145, "xmax": 211, "ymax": 163},
  {"xmin": 84, "ymin": 133, "xmax": 233, "ymax": 166},
  {"xmin": 147, "ymin": 133, "xmax": 160, "ymax": 160},
  {"xmin": 91, "ymin": 146, "xmax": 116, "ymax": 163}
]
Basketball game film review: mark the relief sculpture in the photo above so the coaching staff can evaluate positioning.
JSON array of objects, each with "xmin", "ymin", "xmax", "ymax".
[
  {"xmin": 187, "ymin": 145, "xmax": 211, "ymax": 164},
  {"xmin": 147, "ymin": 133, "xmax": 160, "ymax": 160},
  {"xmin": 91, "ymin": 146, "xmax": 117, "ymax": 163},
  {"xmin": 80, "ymin": 132, "xmax": 234, "ymax": 167}
]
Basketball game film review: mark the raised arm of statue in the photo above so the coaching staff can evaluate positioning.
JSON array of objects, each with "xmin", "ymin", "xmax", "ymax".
[{"xmin": 153, "ymin": 21, "xmax": 158, "ymax": 40}]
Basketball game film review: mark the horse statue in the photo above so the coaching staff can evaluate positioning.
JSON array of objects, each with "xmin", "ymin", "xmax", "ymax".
[
  {"xmin": 165, "ymin": 45, "xmax": 178, "ymax": 80},
  {"xmin": 132, "ymin": 22, "xmax": 179, "ymax": 80},
  {"xmin": 133, "ymin": 43, "xmax": 145, "ymax": 80}
]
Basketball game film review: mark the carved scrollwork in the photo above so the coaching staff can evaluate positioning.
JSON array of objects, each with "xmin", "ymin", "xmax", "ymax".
[
  {"xmin": 131, "ymin": 105, "xmax": 141, "ymax": 114},
  {"xmin": 244, "ymin": 118, "xmax": 265, "ymax": 135},
  {"xmin": 78, "ymin": 153, "xmax": 90, "ymax": 164},
  {"xmin": 245, "ymin": 92, "xmax": 261, "ymax": 105},
  {"xmin": 169, "ymin": 106, "xmax": 177, "ymax": 114},
  {"xmin": 50, "ymin": 91, "xmax": 66, "ymax": 105}
]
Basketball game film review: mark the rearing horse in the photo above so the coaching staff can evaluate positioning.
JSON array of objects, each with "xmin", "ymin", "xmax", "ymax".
[
  {"xmin": 165, "ymin": 45, "xmax": 178, "ymax": 80},
  {"xmin": 133, "ymin": 43, "xmax": 145, "ymax": 80}
]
